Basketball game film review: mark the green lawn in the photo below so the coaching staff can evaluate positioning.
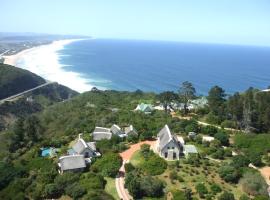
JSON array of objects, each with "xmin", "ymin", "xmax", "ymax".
[
  {"xmin": 105, "ymin": 177, "xmax": 119, "ymax": 200},
  {"xmin": 130, "ymin": 150, "xmax": 144, "ymax": 167}
]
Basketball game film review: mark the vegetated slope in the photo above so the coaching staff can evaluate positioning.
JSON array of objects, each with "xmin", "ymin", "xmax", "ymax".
[
  {"xmin": 0, "ymin": 64, "xmax": 79, "ymax": 130},
  {"xmin": 0, "ymin": 64, "xmax": 46, "ymax": 99}
]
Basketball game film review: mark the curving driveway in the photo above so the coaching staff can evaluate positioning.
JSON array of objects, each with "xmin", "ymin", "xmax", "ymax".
[{"xmin": 115, "ymin": 140, "xmax": 156, "ymax": 200}]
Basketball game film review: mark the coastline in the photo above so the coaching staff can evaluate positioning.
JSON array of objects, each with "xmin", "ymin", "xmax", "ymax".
[
  {"xmin": 3, "ymin": 39, "xmax": 95, "ymax": 93},
  {"xmin": 3, "ymin": 39, "xmax": 83, "ymax": 66}
]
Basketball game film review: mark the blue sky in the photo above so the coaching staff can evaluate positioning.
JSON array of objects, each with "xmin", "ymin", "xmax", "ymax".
[{"xmin": 1, "ymin": 0, "xmax": 270, "ymax": 46}]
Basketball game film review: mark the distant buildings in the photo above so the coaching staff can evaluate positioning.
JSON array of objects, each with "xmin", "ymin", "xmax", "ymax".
[
  {"xmin": 92, "ymin": 124, "xmax": 137, "ymax": 141},
  {"xmin": 135, "ymin": 103, "xmax": 154, "ymax": 113}
]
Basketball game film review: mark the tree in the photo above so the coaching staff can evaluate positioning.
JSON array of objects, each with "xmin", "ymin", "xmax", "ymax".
[
  {"xmin": 207, "ymin": 86, "xmax": 226, "ymax": 118},
  {"xmin": 231, "ymin": 155, "xmax": 250, "ymax": 168},
  {"xmin": 44, "ymin": 183, "xmax": 61, "ymax": 199},
  {"xmin": 24, "ymin": 115, "xmax": 43, "ymax": 142},
  {"xmin": 178, "ymin": 81, "xmax": 196, "ymax": 115},
  {"xmin": 65, "ymin": 183, "xmax": 86, "ymax": 200},
  {"xmin": 158, "ymin": 91, "xmax": 178, "ymax": 113},
  {"xmin": 91, "ymin": 153, "xmax": 122, "ymax": 177},
  {"xmin": 218, "ymin": 165, "xmax": 240, "ymax": 183},
  {"xmin": 218, "ymin": 192, "xmax": 235, "ymax": 200},
  {"xmin": 214, "ymin": 131, "xmax": 229, "ymax": 146},
  {"xmin": 9, "ymin": 118, "xmax": 25, "ymax": 152}
]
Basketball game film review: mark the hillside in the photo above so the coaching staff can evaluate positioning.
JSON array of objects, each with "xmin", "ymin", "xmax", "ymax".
[
  {"xmin": 0, "ymin": 64, "xmax": 78, "ymax": 130},
  {"xmin": 0, "ymin": 64, "xmax": 45, "ymax": 99}
]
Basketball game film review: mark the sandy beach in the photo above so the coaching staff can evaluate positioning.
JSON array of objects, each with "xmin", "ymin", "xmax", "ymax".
[
  {"xmin": 2, "ymin": 39, "xmax": 94, "ymax": 93},
  {"xmin": 3, "ymin": 39, "xmax": 82, "ymax": 66}
]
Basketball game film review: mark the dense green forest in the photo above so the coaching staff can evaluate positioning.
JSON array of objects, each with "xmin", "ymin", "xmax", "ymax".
[{"xmin": 0, "ymin": 64, "xmax": 46, "ymax": 99}]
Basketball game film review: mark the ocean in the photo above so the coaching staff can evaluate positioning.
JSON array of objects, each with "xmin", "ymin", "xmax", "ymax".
[{"xmin": 15, "ymin": 39, "xmax": 270, "ymax": 94}]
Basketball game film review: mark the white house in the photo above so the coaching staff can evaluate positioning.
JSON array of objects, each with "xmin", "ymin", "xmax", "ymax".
[
  {"xmin": 156, "ymin": 125, "xmax": 184, "ymax": 160},
  {"xmin": 58, "ymin": 155, "xmax": 86, "ymax": 174}
]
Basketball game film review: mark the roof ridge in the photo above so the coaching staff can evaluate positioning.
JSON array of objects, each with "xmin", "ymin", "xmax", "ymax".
[
  {"xmin": 59, "ymin": 154, "xmax": 83, "ymax": 159},
  {"xmin": 165, "ymin": 124, "xmax": 173, "ymax": 141},
  {"xmin": 79, "ymin": 138, "xmax": 88, "ymax": 148}
]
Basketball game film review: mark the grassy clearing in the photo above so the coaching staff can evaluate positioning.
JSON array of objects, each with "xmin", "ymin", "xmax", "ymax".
[
  {"xmin": 105, "ymin": 177, "xmax": 119, "ymax": 200},
  {"xmin": 130, "ymin": 150, "xmax": 144, "ymax": 167}
]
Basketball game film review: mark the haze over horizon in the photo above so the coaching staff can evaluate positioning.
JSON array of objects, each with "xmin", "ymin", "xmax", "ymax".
[{"xmin": 1, "ymin": 0, "xmax": 270, "ymax": 46}]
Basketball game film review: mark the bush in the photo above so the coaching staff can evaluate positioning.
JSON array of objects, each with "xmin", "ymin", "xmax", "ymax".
[
  {"xmin": 201, "ymin": 125, "xmax": 218, "ymax": 136},
  {"xmin": 231, "ymin": 155, "xmax": 249, "ymax": 168},
  {"xmin": 141, "ymin": 153, "xmax": 167, "ymax": 175},
  {"xmin": 195, "ymin": 183, "xmax": 208, "ymax": 198},
  {"xmin": 239, "ymin": 194, "xmax": 250, "ymax": 200},
  {"xmin": 214, "ymin": 131, "xmax": 229, "ymax": 146},
  {"xmin": 44, "ymin": 183, "xmax": 61, "ymax": 199},
  {"xmin": 65, "ymin": 183, "xmax": 86, "ymax": 199},
  {"xmin": 218, "ymin": 191, "xmax": 235, "ymax": 200},
  {"xmin": 253, "ymin": 195, "xmax": 269, "ymax": 200},
  {"xmin": 210, "ymin": 183, "xmax": 222, "ymax": 194},
  {"xmin": 91, "ymin": 153, "xmax": 122, "ymax": 177},
  {"xmin": 218, "ymin": 165, "xmax": 240, "ymax": 183},
  {"xmin": 240, "ymin": 171, "xmax": 268, "ymax": 196},
  {"xmin": 124, "ymin": 163, "xmax": 135, "ymax": 173},
  {"xmin": 169, "ymin": 170, "xmax": 178, "ymax": 181}
]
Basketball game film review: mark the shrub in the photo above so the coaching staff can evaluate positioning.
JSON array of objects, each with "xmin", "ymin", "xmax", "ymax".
[
  {"xmin": 169, "ymin": 170, "xmax": 178, "ymax": 180},
  {"xmin": 195, "ymin": 183, "xmax": 208, "ymax": 198},
  {"xmin": 124, "ymin": 163, "xmax": 135, "ymax": 173},
  {"xmin": 141, "ymin": 153, "xmax": 167, "ymax": 175},
  {"xmin": 214, "ymin": 131, "xmax": 229, "ymax": 146},
  {"xmin": 44, "ymin": 183, "xmax": 61, "ymax": 199},
  {"xmin": 210, "ymin": 183, "xmax": 222, "ymax": 194},
  {"xmin": 231, "ymin": 155, "xmax": 250, "ymax": 168},
  {"xmin": 240, "ymin": 171, "xmax": 268, "ymax": 196},
  {"xmin": 201, "ymin": 125, "xmax": 218, "ymax": 136},
  {"xmin": 218, "ymin": 165, "xmax": 240, "ymax": 183},
  {"xmin": 91, "ymin": 153, "xmax": 122, "ymax": 177},
  {"xmin": 239, "ymin": 194, "xmax": 250, "ymax": 200},
  {"xmin": 218, "ymin": 191, "xmax": 235, "ymax": 200},
  {"xmin": 65, "ymin": 183, "xmax": 86, "ymax": 200}
]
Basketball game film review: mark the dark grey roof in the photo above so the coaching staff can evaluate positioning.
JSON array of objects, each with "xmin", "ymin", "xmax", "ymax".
[
  {"xmin": 87, "ymin": 142, "xmax": 96, "ymax": 151},
  {"xmin": 94, "ymin": 127, "xmax": 110, "ymax": 133},
  {"xmin": 72, "ymin": 139, "xmax": 88, "ymax": 154},
  {"xmin": 92, "ymin": 132, "xmax": 112, "ymax": 141},
  {"xmin": 59, "ymin": 155, "xmax": 86, "ymax": 171},
  {"xmin": 184, "ymin": 145, "xmax": 198, "ymax": 154},
  {"xmin": 158, "ymin": 125, "xmax": 180, "ymax": 151},
  {"xmin": 124, "ymin": 125, "xmax": 138, "ymax": 135},
  {"xmin": 110, "ymin": 124, "xmax": 123, "ymax": 135}
]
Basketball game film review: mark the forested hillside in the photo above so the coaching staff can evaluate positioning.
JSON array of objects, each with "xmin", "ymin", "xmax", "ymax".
[{"xmin": 0, "ymin": 64, "xmax": 45, "ymax": 99}]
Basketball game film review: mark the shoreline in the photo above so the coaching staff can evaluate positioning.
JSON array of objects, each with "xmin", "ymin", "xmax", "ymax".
[
  {"xmin": 3, "ymin": 39, "xmax": 84, "ymax": 67},
  {"xmin": 3, "ymin": 38, "xmax": 95, "ymax": 93}
]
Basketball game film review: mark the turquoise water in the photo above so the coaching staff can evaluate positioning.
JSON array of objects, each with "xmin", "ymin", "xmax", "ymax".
[{"xmin": 59, "ymin": 39, "xmax": 270, "ymax": 95}]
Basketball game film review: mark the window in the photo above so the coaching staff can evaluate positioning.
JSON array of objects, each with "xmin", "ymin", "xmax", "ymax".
[
  {"xmin": 173, "ymin": 152, "xmax": 177, "ymax": 159},
  {"xmin": 165, "ymin": 152, "xmax": 168, "ymax": 158},
  {"xmin": 167, "ymin": 147, "xmax": 170, "ymax": 149},
  {"xmin": 172, "ymin": 147, "xmax": 175, "ymax": 149}
]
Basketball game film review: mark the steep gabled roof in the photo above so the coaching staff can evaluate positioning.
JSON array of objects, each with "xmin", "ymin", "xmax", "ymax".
[
  {"xmin": 73, "ymin": 138, "xmax": 88, "ymax": 154},
  {"xmin": 158, "ymin": 125, "xmax": 180, "ymax": 151},
  {"xmin": 59, "ymin": 155, "xmax": 86, "ymax": 171},
  {"xmin": 124, "ymin": 125, "xmax": 138, "ymax": 135},
  {"xmin": 110, "ymin": 124, "xmax": 123, "ymax": 135}
]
